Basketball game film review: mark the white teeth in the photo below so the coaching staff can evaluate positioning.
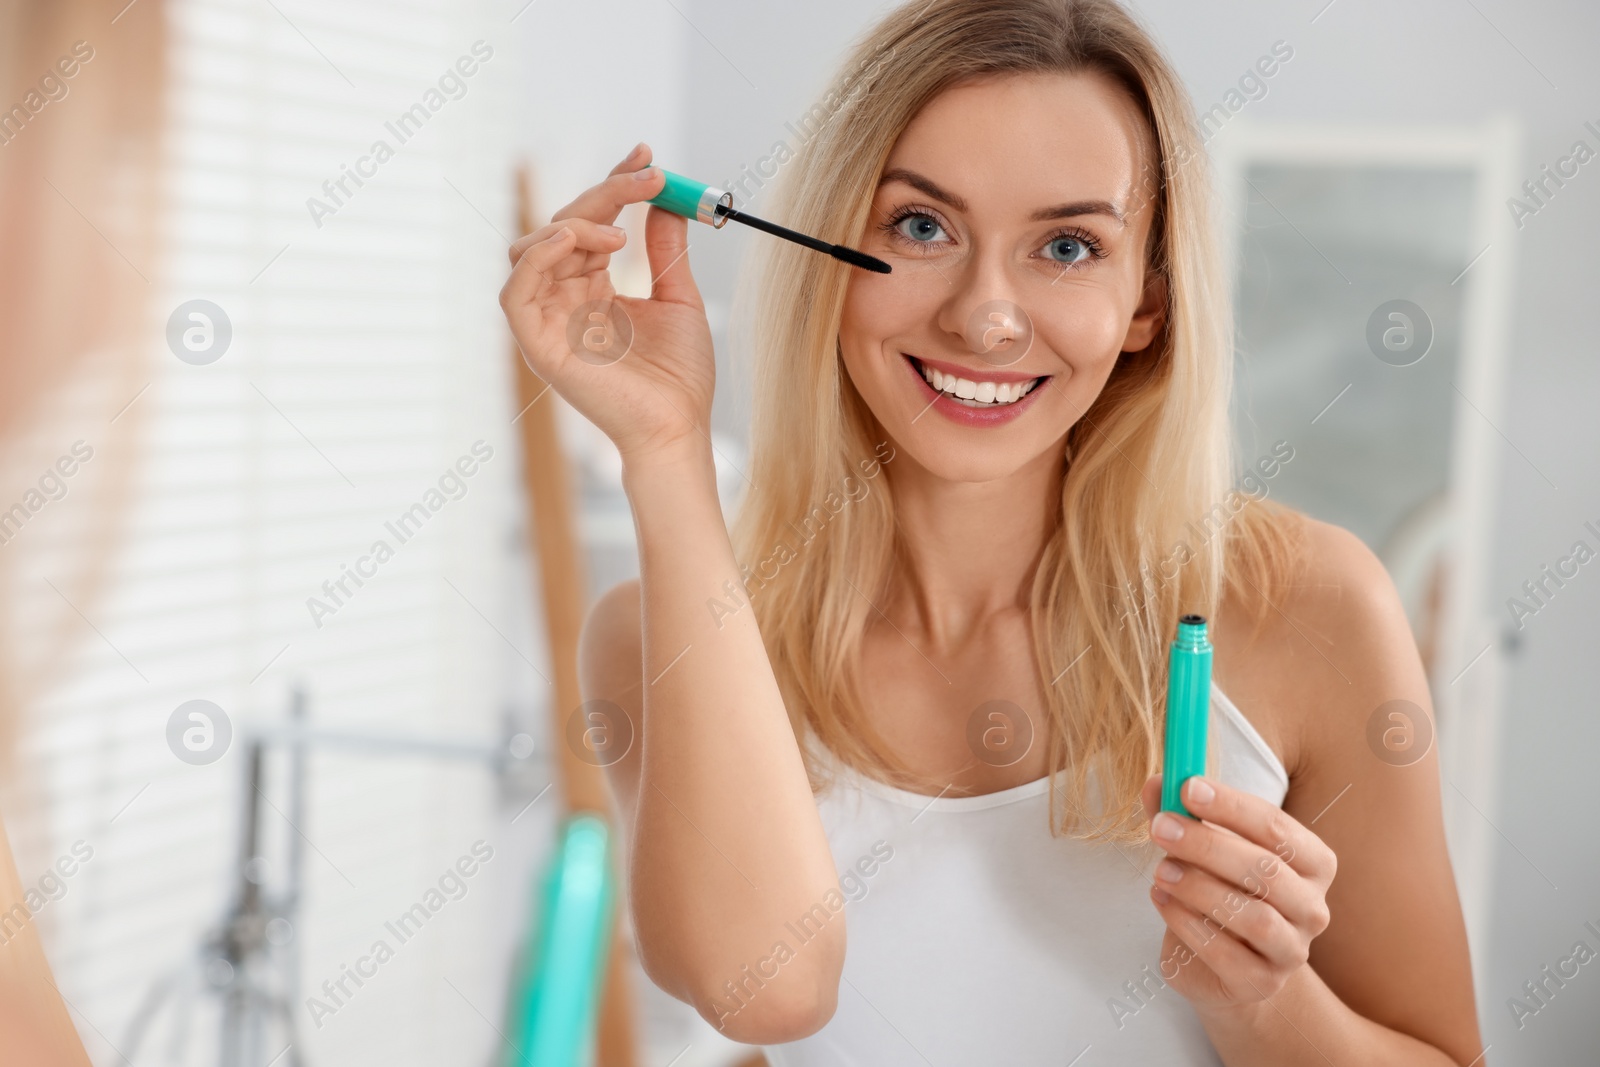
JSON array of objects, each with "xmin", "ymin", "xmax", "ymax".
[{"xmin": 915, "ymin": 358, "xmax": 1040, "ymax": 408}]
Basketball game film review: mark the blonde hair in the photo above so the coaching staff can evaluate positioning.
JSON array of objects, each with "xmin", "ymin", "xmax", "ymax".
[{"xmin": 728, "ymin": 0, "xmax": 1298, "ymax": 843}]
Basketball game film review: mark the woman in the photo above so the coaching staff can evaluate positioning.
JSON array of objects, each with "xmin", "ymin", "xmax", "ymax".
[{"xmin": 500, "ymin": 1, "xmax": 1484, "ymax": 1062}]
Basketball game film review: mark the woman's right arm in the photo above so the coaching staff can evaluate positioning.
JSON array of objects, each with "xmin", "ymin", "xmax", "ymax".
[
  {"xmin": 502, "ymin": 143, "xmax": 842, "ymax": 1043},
  {"xmin": 584, "ymin": 444, "xmax": 844, "ymax": 1043}
]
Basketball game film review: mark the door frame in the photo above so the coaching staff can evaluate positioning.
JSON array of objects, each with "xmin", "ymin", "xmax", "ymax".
[{"xmin": 1209, "ymin": 114, "xmax": 1522, "ymax": 1000}]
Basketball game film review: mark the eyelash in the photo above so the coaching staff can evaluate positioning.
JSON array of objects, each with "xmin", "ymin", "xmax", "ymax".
[{"xmin": 877, "ymin": 204, "xmax": 1107, "ymax": 270}]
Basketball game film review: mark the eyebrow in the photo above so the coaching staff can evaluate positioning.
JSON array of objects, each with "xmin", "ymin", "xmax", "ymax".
[{"xmin": 878, "ymin": 167, "xmax": 1127, "ymax": 226}]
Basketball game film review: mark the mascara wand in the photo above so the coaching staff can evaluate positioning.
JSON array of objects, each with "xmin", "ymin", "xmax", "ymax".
[{"xmin": 646, "ymin": 168, "xmax": 892, "ymax": 274}]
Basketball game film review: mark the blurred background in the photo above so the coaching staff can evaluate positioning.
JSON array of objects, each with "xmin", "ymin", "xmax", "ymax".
[{"xmin": 0, "ymin": 0, "xmax": 1594, "ymax": 1065}]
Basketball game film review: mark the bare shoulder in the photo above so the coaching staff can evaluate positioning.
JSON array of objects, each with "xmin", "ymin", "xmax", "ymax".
[
  {"xmin": 1266, "ymin": 514, "xmax": 1408, "ymax": 652},
  {"xmin": 577, "ymin": 578, "xmax": 646, "ymax": 812},
  {"xmin": 579, "ymin": 576, "xmax": 644, "ymax": 696},
  {"xmin": 1215, "ymin": 511, "xmax": 1426, "ymax": 782}
]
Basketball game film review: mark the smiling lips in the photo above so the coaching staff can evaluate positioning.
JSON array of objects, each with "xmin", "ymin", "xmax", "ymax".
[{"xmin": 903, "ymin": 353, "xmax": 1051, "ymax": 423}]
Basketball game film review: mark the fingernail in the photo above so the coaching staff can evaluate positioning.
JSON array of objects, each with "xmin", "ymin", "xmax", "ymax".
[
  {"xmin": 1152, "ymin": 885, "xmax": 1171, "ymax": 905},
  {"xmin": 1186, "ymin": 777, "xmax": 1215, "ymax": 805},
  {"xmin": 1156, "ymin": 859, "xmax": 1183, "ymax": 883},
  {"xmin": 635, "ymin": 165, "xmax": 659, "ymax": 182},
  {"xmin": 601, "ymin": 224, "xmax": 625, "ymax": 237},
  {"xmin": 1153, "ymin": 812, "xmax": 1185, "ymax": 842},
  {"xmin": 626, "ymin": 141, "xmax": 645, "ymax": 160}
]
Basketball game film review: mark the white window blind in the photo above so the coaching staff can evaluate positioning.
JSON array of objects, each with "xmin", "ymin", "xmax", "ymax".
[{"xmin": 7, "ymin": 2, "xmax": 548, "ymax": 1065}]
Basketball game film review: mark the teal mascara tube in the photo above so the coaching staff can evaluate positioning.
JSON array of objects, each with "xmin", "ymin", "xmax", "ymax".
[{"xmin": 1160, "ymin": 614, "xmax": 1212, "ymax": 818}]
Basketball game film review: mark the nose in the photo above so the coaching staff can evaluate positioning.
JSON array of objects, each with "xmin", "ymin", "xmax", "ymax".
[
  {"xmin": 964, "ymin": 300, "xmax": 1034, "ymax": 366},
  {"xmin": 930, "ymin": 245, "xmax": 1036, "ymax": 368}
]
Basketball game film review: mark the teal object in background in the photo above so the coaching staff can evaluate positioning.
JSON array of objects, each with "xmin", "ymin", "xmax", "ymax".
[
  {"xmin": 1160, "ymin": 614, "xmax": 1212, "ymax": 818},
  {"xmin": 646, "ymin": 168, "xmax": 734, "ymax": 227},
  {"xmin": 508, "ymin": 813, "xmax": 615, "ymax": 1067}
]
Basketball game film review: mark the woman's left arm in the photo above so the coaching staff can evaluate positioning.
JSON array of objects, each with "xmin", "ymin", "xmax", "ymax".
[{"xmin": 1142, "ymin": 519, "xmax": 1486, "ymax": 1066}]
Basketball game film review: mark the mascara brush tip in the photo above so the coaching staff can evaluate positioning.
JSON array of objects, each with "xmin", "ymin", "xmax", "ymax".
[{"xmin": 832, "ymin": 245, "xmax": 893, "ymax": 274}]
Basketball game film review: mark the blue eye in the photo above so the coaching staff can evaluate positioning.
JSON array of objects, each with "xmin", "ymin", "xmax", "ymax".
[
  {"xmin": 894, "ymin": 212, "xmax": 946, "ymax": 244},
  {"xmin": 1046, "ymin": 234, "xmax": 1092, "ymax": 264}
]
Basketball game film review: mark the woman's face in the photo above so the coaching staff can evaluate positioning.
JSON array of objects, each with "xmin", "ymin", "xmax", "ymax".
[{"xmin": 839, "ymin": 71, "xmax": 1164, "ymax": 483}]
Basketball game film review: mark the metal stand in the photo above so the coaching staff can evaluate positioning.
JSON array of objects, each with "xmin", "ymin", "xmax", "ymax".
[{"xmin": 120, "ymin": 684, "xmax": 542, "ymax": 1066}]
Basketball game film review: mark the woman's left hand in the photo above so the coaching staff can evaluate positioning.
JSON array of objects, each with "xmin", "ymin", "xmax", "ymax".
[{"xmin": 1140, "ymin": 773, "xmax": 1337, "ymax": 1019}]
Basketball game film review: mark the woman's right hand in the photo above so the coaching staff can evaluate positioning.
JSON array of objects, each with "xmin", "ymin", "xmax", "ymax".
[{"xmin": 499, "ymin": 143, "xmax": 715, "ymax": 461}]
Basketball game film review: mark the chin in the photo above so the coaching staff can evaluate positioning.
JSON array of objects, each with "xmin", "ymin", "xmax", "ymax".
[{"xmin": 902, "ymin": 441, "xmax": 1049, "ymax": 483}]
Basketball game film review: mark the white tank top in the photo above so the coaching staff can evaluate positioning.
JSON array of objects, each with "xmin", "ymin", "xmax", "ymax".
[{"xmin": 760, "ymin": 682, "xmax": 1289, "ymax": 1067}]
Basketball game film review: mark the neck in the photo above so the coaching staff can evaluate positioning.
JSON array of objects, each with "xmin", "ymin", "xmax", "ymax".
[{"xmin": 883, "ymin": 444, "xmax": 1064, "ymax": 648}]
